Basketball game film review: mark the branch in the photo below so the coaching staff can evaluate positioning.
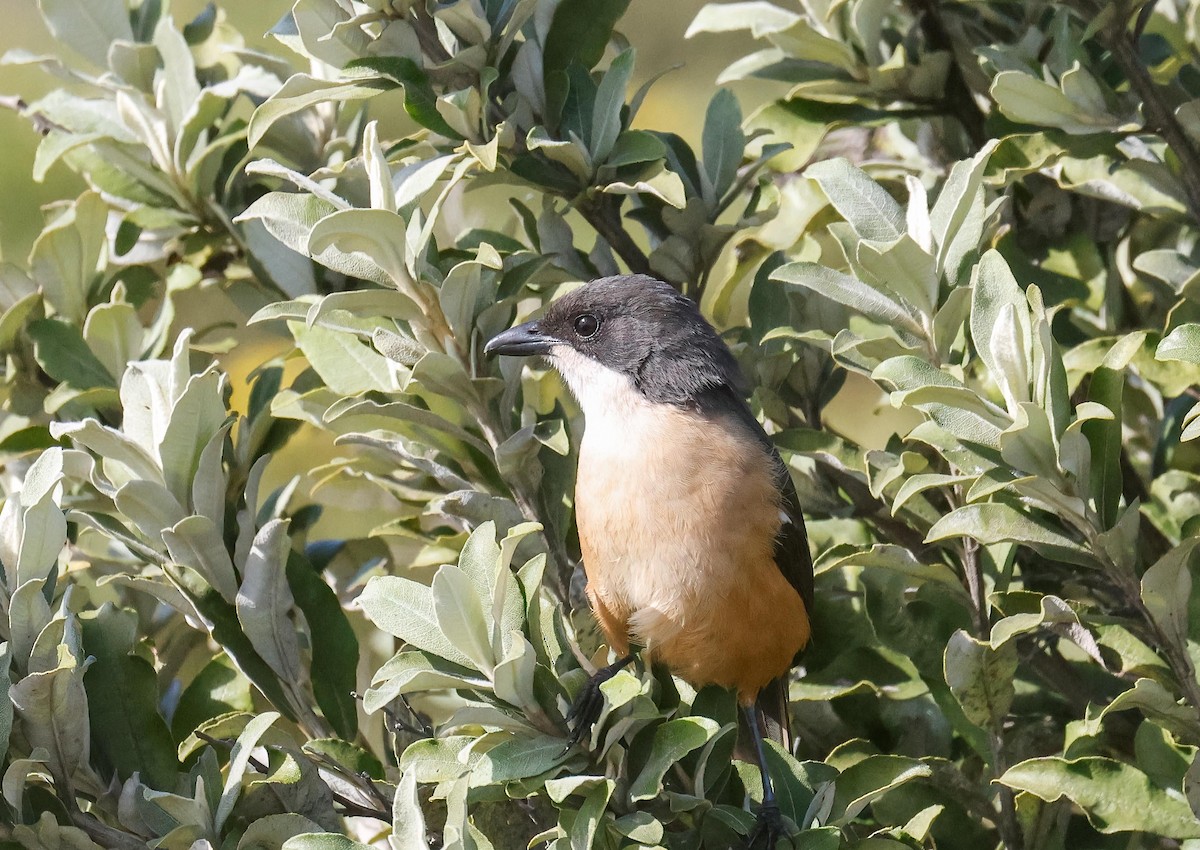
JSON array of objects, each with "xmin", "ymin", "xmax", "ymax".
[
  {"xmin": 1104, "ymin": 13, "xmax": 1200, "ymax": 224},
  {"xmin": 577, "ymin": 195, "xmax": 652, "ymax": 278},
  {"xmin": 903, "ymin": 0, "xmax": 988, "ymax": 148}
]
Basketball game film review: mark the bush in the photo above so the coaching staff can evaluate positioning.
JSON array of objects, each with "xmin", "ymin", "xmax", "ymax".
[{"xmin": 2, "ymin": 0, "xmax": 1200, "ymax": 847}]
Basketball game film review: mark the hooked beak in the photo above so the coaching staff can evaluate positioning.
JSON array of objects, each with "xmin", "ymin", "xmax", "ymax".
[{"xmin": 484, "ymin": 321, "xmax": 559, "ymax": 357}]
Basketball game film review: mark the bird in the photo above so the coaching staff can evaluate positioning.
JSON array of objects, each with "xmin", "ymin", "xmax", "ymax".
[{"xmin": 485, "ymin": 273, "xmax": 813, "ymax": 846}]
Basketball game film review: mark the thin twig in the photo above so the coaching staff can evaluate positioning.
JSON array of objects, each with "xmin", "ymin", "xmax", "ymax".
[
  {"xmin": 195, "ymin": 730, "xmax": 391, "ymax": 822},
  {"xmin": 1104, "ymin": 8, "xmax": 1200, "ymax": 223}
]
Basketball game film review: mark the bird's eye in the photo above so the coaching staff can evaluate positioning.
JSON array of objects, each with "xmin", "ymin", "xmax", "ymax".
[{"xmin": 573, "ymin": 313, "xmax": 601, "ymax": 338}]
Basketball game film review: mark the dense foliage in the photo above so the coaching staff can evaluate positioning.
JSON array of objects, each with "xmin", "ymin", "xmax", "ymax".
[{"xmin": 3, "ymin": 0, "xmax": 1200, "ymax": 847}]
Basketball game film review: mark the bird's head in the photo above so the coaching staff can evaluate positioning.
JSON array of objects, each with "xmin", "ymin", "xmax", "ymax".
[{"xmin": 485, "ymin": 274, "xmax": 745, "ymax": 411}]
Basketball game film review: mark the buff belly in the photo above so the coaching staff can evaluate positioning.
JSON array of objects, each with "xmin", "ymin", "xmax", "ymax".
[{"xmin": 575, "ymin": 401, "xmax": 811, "ymax": 704}]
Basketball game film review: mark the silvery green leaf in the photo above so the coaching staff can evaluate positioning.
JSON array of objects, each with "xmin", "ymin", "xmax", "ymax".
[
  {"xmin": 929, "ymin": 141, "xmax": 997, "ymax": 278},
  {"xmin": 364, "ymin": 651, "xmax": 490, "ymax": 713},
  {"xmin": 82, "ymin": 302, "xmax": 143, "ymax": 381},
  {"xmin": 970, "ymin": 250, "xmax": 1031, "ymax": 406},
  {"xmin": 215, "ymin": 711, "xmax": 279, "ymax": 833},
  {"xmin": 360, "ymin": 576, "xmax": 477, "ymax": 669},
  {"xmin": 120, "ymin": 360, "xmax": 174, "ymax": 458},
  {"xmin": 904, "ymin": 175, "xmax": 931, "ymax": 253},
  {"xmin": 999, "ymin": 402, "xmax": 1058, "ymax": 480},
  {"xmin": 30, "ymin": 190, "xmax": 107, "ymax": 324},
  {"xmin": 601, "ymin": 168, "xmax": 688, "ymax": 208},
  {"xmin": 1157, "ymin": 324, "xmax": 1200, "ymax": 364},
  {"xmin": 9, "ymin": 659, "xmax": 91, "ymax": 782},
  {"xmin": 926, "ymin": 502, "xmax": 1095, "ymax": 566},
  {"xmin": 307, "ymin": 208, "xmax": 417, "ymax": 293},
  {"xmin": 0, "ymin": 642, "xmax": 11, "ymax": 764},
  {"xmin": 773, "ymin": 262, "xmax": 925, "ymax": 340},
  {"xmin": 807, "ymin": 158, "xmax": 905, "ymax": 242},
  {"xmin": 362, "ymin": 121, "xmax": 396, "ymax": 212},
  {"xmin": 152, "ymin": 14, "xmax": 200, "ymax": 135},
  {"xmin": 159, "ymin": 369, "xmax": 227, "ymax": 504},
  {"xmin": 390, "ymin": 770, "xmax": 426, "ymax": 850},
  {"xmin": 244, "ymin": 159, "xmax": 351, "ymax": 210},
  {"xmin": 818, "ymin": 544, "xmax": 968, "ymax": 599},
  {"xmin": 163, "ymin": 515, "xmax": 239, "ymax": 604},
  {"xmin": 191, "ymin": 423, "xmax": 230, "ymax": 532},
  {"xmin": 432, "ymin": 564, "xmax": 495, "ymax": 675},
  {"xmin": 686, "ymin": 2, "xmax": 801, "ymax": 37},
  {"xmin": 8, "ymin": 579, "xmax": 52, "ymax": 673},
  {"xmin": 490, "ymin": 633, "xmax": 540, "ymax": 716},
  {"xmin": 114, "ymin": 479, "xmax": 187, "ymax": 543},
  {"xmin": 236, "ymin": 519, "xmax": 303, "ymax": 684},
  {"xmin": 991, "ymin": 66, "xmax": 1137, "ymax": 135},
  {"xmin": 37, "ymin": 0, "xmax": 133, "ymax": 67},
  {"xmin": 394, "ymin": 154, "xmax": 458, "ymax": 212},
  {"xmin": 243, "ymin": 219, "xmax": 318, "ymax": 299},
  {"xmin": 248, "ymin": 74, "xmax": 386, "ymax": 149},
  {"xmin": 855, "ymin": 235, "xmax": 937, "ymax": 319}
]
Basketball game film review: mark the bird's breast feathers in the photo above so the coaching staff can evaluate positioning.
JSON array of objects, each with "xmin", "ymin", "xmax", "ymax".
[{"xmin": 561, "ymin": 349, "xmax": 809, "ymax": 695}]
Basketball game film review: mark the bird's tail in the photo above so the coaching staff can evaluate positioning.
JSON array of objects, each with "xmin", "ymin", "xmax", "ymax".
[{"xmin": 733, "ymin": 675, "xmax": 791, "ymax": 760}]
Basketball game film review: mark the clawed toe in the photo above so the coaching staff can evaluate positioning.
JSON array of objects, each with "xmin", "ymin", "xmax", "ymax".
[
  {"xmin": 563, "ymin": 655, "xmax": 634, "ymax": 751},
  {"xmin": 746, "ymin": 802, "xmax": 793, "ymax": 850}
]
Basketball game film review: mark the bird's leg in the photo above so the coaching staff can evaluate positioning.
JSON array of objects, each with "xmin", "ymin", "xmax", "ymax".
[
  {"xmin": 564, "ymin": 653, "xmax": 635, "ymax": 750},
  {"xmin": 743, "ymin": 703, "xmax": 792, "ymax": 849}
]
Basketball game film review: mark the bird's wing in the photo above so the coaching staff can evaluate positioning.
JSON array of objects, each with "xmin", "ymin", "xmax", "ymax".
[
  {"xmin": 770, "ymin": 448, "xmax": 815, "ymax": 616},
  {"xmin": 710, "ymin": 388, "xmax": 814, "ymax": 615}
]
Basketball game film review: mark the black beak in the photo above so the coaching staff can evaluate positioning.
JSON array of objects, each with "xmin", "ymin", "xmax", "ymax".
[{"xmin": 484, "ymin": 321, "xmax": 559, "ymax": 357}]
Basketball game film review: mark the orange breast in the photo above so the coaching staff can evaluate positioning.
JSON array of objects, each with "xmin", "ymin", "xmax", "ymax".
[{"xmin": 576, "ymin": 402, "xmax": 810, "ymax": 703}]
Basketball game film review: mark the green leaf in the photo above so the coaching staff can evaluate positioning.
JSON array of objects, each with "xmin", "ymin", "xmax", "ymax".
[
  {"xmin": 828, "ymin": 754, "xmax": 931, "ymax": 824},
  {"xmin": 629, "ymin": 716, "xmax": 719, "ymax": 800},
  {"xmin": 168, "ymin": 563, "xmax": 296, "ymax": 723},
  {"xmin": 702, "ymin": 88, "xmax": 744, "ymax": 201},
  {"xmin": 472, "ymin": 734, "xmax": 569, "ymax": 784},
  {"xmin": 1141, "ymin": 539, "xmax": 1198, "ymax": 652},
  {"xmin": 345, "ymin": 57, "xmax": 463, "ymax": 139},
  {"xmin": 171, "ymin": 653, "xmax": 253, "ymax": 743},
  {"xmin": 81, "ymin": 606, "xmax": 178, "ymax": 789},
  {"xmin": 159, "ymin": 369, "xmax": 227, "ymax": 505},
  {"xmin": 281, "ymin": 835, "xmax": 372, "ymax": 850},
  {"xmin": 590, "ymin": 48, "xmax": 634, "ymax": 162},
  {"xmin": 287, "ymin": 551, "xmax": 359, "ymax": 740},
  {"xmin": 543, "ymin": 0, "xmax": 631, "ymax": 77},
  {"xmin": 1000, "ymin": 757, "xmax": 1200, "ymax": 838},
  {"xmin": 1157, "ymin": 324, "xmax": 1200, "ymax": 364},
  {"xmin": 28, "ymin": 318, "xmax": 116, "ymax": 390},
  {"xmin": 0, "ymin": 642, "xmax": 12, "ymax": 765},
  {"xmin": 944, "ymin": 629, "xmax": 1017, "ymax": 730}
]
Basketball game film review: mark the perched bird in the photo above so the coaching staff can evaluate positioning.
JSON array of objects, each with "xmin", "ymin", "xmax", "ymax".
[{"xmin": 485, "ymin": 274, "xmax": 813, "ymax": 845}]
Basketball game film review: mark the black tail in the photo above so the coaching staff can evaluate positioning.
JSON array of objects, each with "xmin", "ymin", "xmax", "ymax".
[{"xmin": 734, "ymin": 675, "xmax": 791, "ymax": 760}]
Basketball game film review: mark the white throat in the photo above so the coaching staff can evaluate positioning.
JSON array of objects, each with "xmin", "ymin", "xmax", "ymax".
[{"xmin": 548, "ymin": 345, "xmax": 653, "ymax": 428}]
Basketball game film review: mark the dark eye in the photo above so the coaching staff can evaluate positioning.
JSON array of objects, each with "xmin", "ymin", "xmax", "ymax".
[{"xmin": 573, "ymin": 313, "xmax": 600, "ymax": 338}]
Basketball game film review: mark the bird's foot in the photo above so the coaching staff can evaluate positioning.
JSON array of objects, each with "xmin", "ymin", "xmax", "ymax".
[
  {"xmin": 746, "ymin": 801, "xmax": 793, "ymax": 850},
  {"xmin": 564, "ymin": 657, "xmax": 632, "ymax": 751}
]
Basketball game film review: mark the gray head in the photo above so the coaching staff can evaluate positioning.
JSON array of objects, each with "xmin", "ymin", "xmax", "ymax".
[{"xmin": 484, "ymin": 274, "xmax": 745, "ymax": 407}]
